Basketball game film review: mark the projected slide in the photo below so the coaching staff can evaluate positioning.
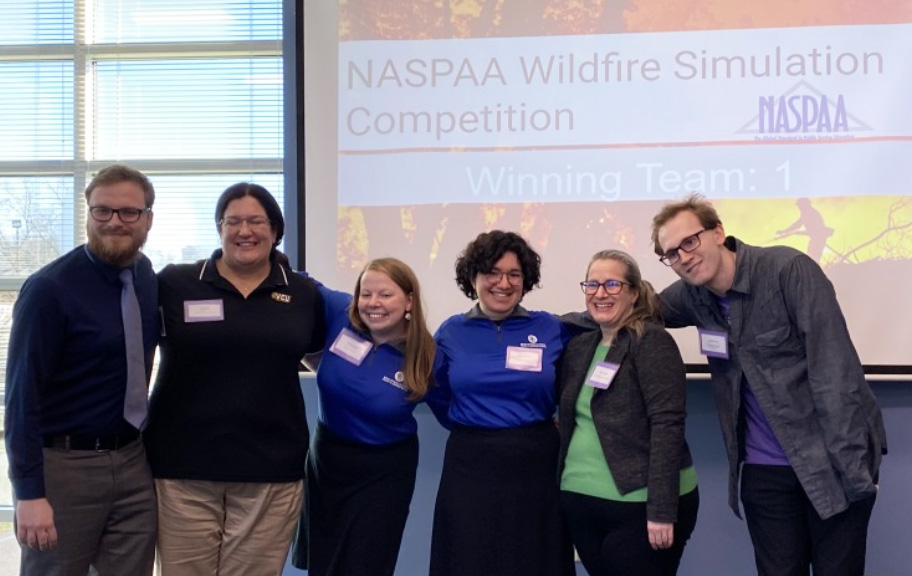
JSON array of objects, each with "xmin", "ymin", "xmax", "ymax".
[{"xmin": 307, "ymin": 1, "xmax": 912, "ymax": 367}]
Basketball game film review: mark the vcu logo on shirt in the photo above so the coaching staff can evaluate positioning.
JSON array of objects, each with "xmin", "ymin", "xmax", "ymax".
[{"xmin": 271, "ymin": 292, "xmax": 292, "ymax": 304}]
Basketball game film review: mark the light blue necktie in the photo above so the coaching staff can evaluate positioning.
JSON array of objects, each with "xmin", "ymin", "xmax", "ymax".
[{"xmin": 120, "ymin": 268, "xmax": 148, "ymax": 429}]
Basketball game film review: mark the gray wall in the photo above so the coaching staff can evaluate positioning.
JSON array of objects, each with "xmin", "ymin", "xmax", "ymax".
[{"xmin": 286, "ymin": 378, "xmax": 911, "ymax": 576}]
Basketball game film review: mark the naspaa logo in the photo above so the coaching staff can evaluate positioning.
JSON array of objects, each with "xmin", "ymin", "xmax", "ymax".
[{"xmin": 736, "ymin": 80, "xmax": 871, "ymax": 140}]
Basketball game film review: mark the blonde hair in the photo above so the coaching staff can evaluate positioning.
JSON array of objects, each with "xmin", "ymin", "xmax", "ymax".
[
  {"xmin": 586, "ymin": 249, "xmax": 660, "ymax": 337},
  {"xmin": 349, "ymin": 258, "xmax": 436, "ymax": 401}
]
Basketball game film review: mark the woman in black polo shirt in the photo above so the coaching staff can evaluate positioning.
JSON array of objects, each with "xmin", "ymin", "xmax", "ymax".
[{"xmin": 144, "ymin": 183, "xmax": 325, "ymax": 575}]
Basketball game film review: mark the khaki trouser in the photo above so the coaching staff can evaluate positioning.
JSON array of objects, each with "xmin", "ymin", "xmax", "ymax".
[{"xmin": 154, "ymin": 478, "xmax": 303, "ymax": 576}]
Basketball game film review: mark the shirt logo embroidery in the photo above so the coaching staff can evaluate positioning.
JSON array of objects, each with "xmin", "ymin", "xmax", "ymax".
[
  {"xmin": 521, "ymin": 333, "xmax": 547, "ymax": 349},
  {"xmin": 271, "ymin": 292, "xmax": 292, "ymax": 303},
  {"xmin": 382, "ymin": 373, "xmax": 407, "ymax": 391}
]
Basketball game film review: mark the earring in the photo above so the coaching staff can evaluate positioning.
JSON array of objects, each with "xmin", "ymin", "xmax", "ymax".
[{"xmin": 405, "ymin": 311, "xmax": 412, "ymax": 321}]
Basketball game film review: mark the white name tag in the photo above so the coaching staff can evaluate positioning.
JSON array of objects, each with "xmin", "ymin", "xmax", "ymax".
[
  {"xmin": 587, "ymin": 362, "xmax": 620, "ymax": 389},
  {"xmin": 184, "ymin": 300, "xmax": 224, "ymax": 323},
  {"xmin": 699, "ymin": 328, "xmax": 730, "ymax": 359},
  {"xmin": 329, "ymin": 328, "xmax": 372, "ymax": 366},
  {"xmin": 505, "ymin": 346, "xmax": 543, "ymax": 372}
]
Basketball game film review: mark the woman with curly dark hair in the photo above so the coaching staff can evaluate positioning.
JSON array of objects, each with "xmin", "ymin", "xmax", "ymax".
[{"xmin": 429, "ymin": 230, "xmax": 575, "ymax": 576}]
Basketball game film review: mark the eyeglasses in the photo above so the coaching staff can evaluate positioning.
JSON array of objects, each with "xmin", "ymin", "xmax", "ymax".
[
  {"xmin": 659, "ymin": 229, "xmax": 712, "ymax": 266},
  {"xmin": 219, "ymin": 216, "xmax": 271, "ymax": 229},
  {"xmin": 89, "ymin": 206, "xmax": 150, "ymax": 223},
  {"xmin": 580, "ymin": 279, "xmax": 630, "ymax": 295},
  {"xmin": 483, "ymin": 270, "xmax": 523, "ymax": 285}
]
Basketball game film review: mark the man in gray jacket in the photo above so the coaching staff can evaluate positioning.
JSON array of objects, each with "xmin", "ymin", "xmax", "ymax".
[{"xmin": 651, "ymin": 194, "xmax": 886, "ymax": 576}]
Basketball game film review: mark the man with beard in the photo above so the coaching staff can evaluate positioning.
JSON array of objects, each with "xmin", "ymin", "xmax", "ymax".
[{"xmin": 5, "ymin": 164, "xmax": 158, "ymax": 575}]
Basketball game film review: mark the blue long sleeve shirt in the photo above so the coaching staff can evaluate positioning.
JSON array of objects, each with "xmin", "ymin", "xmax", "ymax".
[{"xmin": 4, "ymin": 245, "xmax": 158, "ymax": 500}]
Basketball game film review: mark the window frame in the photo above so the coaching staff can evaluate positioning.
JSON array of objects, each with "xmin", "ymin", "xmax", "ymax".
[
  {"xmin": 0, "ymin": 7, "xmax": 289, "ymax": 288},
  {"xmin": 0, "ymin": 0, "xmax": 301, "ymax": 525}
]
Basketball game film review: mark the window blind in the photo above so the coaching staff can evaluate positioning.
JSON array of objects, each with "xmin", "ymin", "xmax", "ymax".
[{"xmin": 0, "ymin": 0, "xmax": 286, "ymax": 517}]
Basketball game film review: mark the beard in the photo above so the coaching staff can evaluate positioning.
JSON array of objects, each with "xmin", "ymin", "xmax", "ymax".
[{"xmin": 87, "ymin": 228, "xmax": 147, "ymax": 267}]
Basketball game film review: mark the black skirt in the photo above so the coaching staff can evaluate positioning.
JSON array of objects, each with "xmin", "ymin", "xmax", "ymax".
[
  {"xmin": 292, "ymin": 422, "xmax": 419, "ymax": 576},
  {"xmin": 429, "ymin": 421, "xmax": 576, "ymax": 576}
]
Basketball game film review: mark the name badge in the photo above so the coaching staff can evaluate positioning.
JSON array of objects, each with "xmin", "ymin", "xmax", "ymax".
[
  {"xmin": 698, "ymin": 328, "xmax": 730, "ymax": 359},
  {"xmin": 505, "ymin": 346, "xmax": 543, "ymax": 372},
  {"xmin": 184, "ymin": 300, "xmax": 224, "ymax": 323},
  {"xmin": 587, "ymin": 362, "xmax": 620, "ymax": 389},
  {"xmin": 329, "ymin": 328, "xmax": 372, "ymax": 366}
]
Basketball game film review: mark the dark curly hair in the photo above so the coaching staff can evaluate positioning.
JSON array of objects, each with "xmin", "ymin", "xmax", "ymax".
[{"xmin": 454, "ymin": 230, "xmax": 541, "ymax": 300}]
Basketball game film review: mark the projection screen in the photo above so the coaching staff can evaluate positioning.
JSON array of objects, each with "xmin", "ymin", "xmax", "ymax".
[{"xmin": 304, "ymin": 1, "xmax": 912, "ymax": 370}]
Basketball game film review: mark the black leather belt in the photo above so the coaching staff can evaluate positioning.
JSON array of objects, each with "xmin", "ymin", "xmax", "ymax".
[{"xmin": 42, "ymin": 429, "xmax": 140, "ymax": 451}]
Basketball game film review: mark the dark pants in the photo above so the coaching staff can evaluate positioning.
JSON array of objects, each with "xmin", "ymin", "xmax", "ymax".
[
  {"xmin": 740, "ymin": 464, "xmax": 876, "ymax": 576},
  {"xmin": 18, "ymin": 439, "xmax": 157, "ymax": 576},
  {"xmin": 561, "ymin": 488, "xmax": 699, "ymax": 576}
]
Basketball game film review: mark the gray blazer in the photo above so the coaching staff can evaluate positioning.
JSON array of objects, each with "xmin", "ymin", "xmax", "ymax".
[
  {"xmin": 557, "ymin": 322, "xmax": 693, "ymax": 522},
  {"xmin": 660, "ymin": 236, "xmax": 886, "ymax": 520}
]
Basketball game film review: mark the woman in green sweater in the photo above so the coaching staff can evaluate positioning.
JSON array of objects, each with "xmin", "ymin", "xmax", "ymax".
[{"xmin": 557, "ymin": 249, "xmax": 699, "ymax": 576}]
